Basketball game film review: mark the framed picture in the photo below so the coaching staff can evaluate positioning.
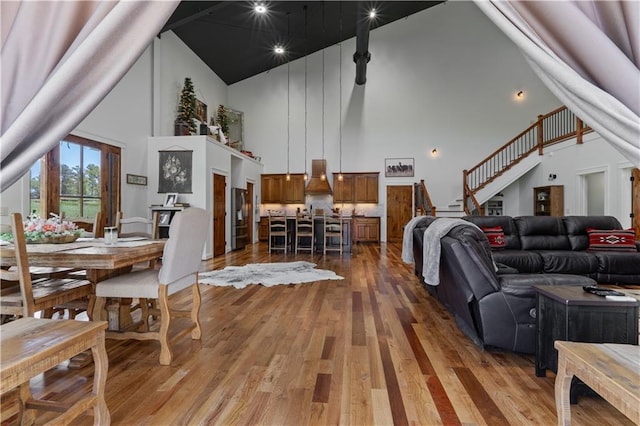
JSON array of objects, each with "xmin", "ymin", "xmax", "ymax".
[
  {"xmin": 159, "ymin": 211, "xmax": 171, "ymax": 225},
  {"xmin": 126, "ymin": 173, "xmax": 147, "ymax": 186},
  {"xmin": 385, "ymin": 158, "xmax": 414, "ymax": 177},
  {"xmin": 158, "ymin": 150, "xmax": 192, "ymax": 193},
  {"xmin": 163, "ymin": 193, "xmax": 178, "ymax": 207},
  {"xmin": 196, "ymin": 99, "xmax": 207, "ymax": 123}
]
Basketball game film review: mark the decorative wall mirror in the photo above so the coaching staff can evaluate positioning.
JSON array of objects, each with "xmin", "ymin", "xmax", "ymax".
[{"xmin": 226, "ymin": 108, "xmax": 244, "ymax": 150}]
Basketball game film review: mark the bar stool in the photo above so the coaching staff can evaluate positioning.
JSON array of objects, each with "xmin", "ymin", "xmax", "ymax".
[
  {"xmin": 295, "ymin": 212, "xmax": 314, "ymax": 254},
  {"xmin": 268, "ymin": 210, "xmax": 289, "ymax": 253},
  {"xmin": 323, "ymin": 212, "xmax": 343, "ymax": 254}
]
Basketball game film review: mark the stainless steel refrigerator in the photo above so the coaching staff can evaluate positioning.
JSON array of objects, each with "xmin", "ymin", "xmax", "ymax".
[{"xmin": 231, "ymin": 188, "xmax": 249, "ymax": 250}]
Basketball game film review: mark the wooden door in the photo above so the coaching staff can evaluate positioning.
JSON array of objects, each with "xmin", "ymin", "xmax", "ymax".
[
  {"xmin": 633, "ymin": 168, "xmax": 640, "ymax": 237},
  {"xmin": 213, "ymin": 173, "xmax": 226, "ymax": 257},
  {"xmin": 247, "ymin": 181, "xmax": 254, "ymax": 244},
  {"xmin": 386, "ymin": 185, "xmax": 413, "ymax": 242}
]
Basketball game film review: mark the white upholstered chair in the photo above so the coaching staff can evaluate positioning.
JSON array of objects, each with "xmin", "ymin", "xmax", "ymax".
[{"xmin": 93, "ymin": 207, "xmax": 209, "ymax": 365}]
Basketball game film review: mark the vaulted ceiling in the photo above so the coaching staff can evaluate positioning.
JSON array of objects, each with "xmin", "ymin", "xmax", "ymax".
[{"xmin": 160, "ymin": 1, "xmax": 444, "ymax": 85}]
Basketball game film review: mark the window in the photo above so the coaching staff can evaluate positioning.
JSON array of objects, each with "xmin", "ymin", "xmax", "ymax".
[
  {"xmin": 31, "ymin": 135, "xmax": 121, "ymax": 227},
  {"xmin": 59, "ymin": 141, "xmax": 101, "ymax": 218}
]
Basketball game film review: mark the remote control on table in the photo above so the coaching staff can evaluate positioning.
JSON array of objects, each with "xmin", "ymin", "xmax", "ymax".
[{"xmin": 582, "ymin": 285, "xmax": 625, "ymax": 297}]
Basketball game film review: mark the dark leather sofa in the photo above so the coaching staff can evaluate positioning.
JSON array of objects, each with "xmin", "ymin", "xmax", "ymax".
[
  {"xmin": 462, "ymin": 215, "xmax": 640, "ymax": 284},
  {"xmin": 411, "ymin": 217, "xmax": 596, "ymax": 354}
]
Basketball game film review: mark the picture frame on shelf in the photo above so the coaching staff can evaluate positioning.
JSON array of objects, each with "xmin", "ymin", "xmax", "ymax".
[
  {"xmin": 385, "ymin": 158, "xmax": 414, "ymax": 177},
  {"xmin": 159, "ymin": 211, "xmax": 171, "ymax": 225},
  {"xmin": 196, "ymin": 99, "xmax": 207, "ymax": 123},
  {"xmin": 163, "ymin": 193, "xmax": 178, "ymax": 207},
  {"xmin": 126, "ymin": 173, "xmax": 147, "ymax": 186}
]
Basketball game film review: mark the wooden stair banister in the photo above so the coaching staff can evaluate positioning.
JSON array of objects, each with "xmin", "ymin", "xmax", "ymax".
[
  {"xmin": 463, "ymin": 106, "xmax": 592, "ymax": 215},
  {"xmin": 414, "ymin": 180, "xmax": 436, "ymax": 216}
]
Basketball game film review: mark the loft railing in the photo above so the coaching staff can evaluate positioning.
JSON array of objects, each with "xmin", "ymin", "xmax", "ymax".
[
  {"xmin": 414, "ymin": 180, "xmax": 436, "ymax": 216},
  {"xmin": 463, "ymin": 106, "xmax": 592, "ymax": 215}
]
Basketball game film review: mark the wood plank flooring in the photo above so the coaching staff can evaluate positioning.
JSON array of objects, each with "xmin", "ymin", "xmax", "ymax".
[{"xmin": 4, "ymin": 242, "xmax": 635, "ymax": 425}]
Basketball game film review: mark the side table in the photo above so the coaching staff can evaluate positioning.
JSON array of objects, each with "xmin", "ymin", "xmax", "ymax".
[{"xmin": 535, "ymin": 285, "xmax": 638, "ymax": 378}]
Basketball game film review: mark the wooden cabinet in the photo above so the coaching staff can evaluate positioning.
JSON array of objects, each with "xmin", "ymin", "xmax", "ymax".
[
  {"xmin": 332, "ymin": 172, "xmax": 379, "ymax": 204},
  {"xmin": 258, "ymin": 216, "xmax": 269, "ymax": 241},
  {"xmin": 333, "ymin": 174, "xmax": 355, "ymax": 203},
  {"xmin": 261, "ymin": 175, "xmax": 283, "ymax": 203},
  {"xmin": 261, "ymin": 174, "xmax": 305, "ymax": 204},
  {"xmin": 283, "ymin": 174, "xmax": 305, "ymax": 203},
  {"xmin": 534, "ymin": 185, "xmax": 564, "ymax": 216},
  {"xmin": 353, "ymin": 217, "xmax": 380, "ymax": 243}
]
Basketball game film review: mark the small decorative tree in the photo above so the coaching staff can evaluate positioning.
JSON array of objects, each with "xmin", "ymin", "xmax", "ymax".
[
  {"xmin": 176, "ymin": 77, "xmax": 197, "ymax": 134},
  {"xmin": 216, "ymin": 104, "xmax": 229, "ymax": 136}
]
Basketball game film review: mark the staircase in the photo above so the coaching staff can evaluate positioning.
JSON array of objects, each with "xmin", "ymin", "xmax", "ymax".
[
  {"xmin": 414, "ymin": 106, "xmax": 592, "ymax": 217},
  {"xmin": 462, "ymin": 106, "xmax": 591, "ymax": 215}
]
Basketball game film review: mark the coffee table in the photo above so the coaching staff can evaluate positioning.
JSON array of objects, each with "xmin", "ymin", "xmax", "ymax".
[{"xmin": 555, "ymin": 341, "xmax": 639, "ymax": 425}]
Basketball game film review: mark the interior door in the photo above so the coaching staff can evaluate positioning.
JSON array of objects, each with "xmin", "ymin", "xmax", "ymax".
[
  {"xmin": 213, "ymin": 173, "xmax": 226, "ymax": 256},
  {"xmin": 386, "ymin": 185, "xmax": 413, "ymax": 241}
]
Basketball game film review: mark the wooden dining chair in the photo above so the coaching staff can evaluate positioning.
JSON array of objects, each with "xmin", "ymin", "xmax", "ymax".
[
  {"xmin": 0, "ymin": 213, "xmax": 93, "ymax": 321},
  {"xmin": 268, "ymin": 210, "xmax": 289, "ymax": 253},
  {"xmin": 64, "ymin": 212, "xmax": 102, "ymax": 238},
  {"xmin": 93, "ymin": 207, "xmax": 209, "ymax": 365},
  {"xmin": 295, "ymin": 212, "xmax": 314, "ymax": 254},
  {"xmin": 116, "ymin": 211, "xmax": 160, "ymax": 239},
  {"xmin": 324, "ymin": 212, "xmax": 344, "ymax": 255}
]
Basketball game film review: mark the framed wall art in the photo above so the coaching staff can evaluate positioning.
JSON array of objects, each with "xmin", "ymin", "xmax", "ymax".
[
  {"xmin": 196, "ymin": 99, "xmax": 207, "ymax": 123},
  {"xmin": 385, "ymin": 158, "xmax": 414, "ymax": 177},
  {"xmin": 158, "ymin": 150, "xmax": 192, "ymax": 193},
  {"xmin": 163, "ymin": 193, "xmax": 178, "ymax": 207},
  {"xmin": 126, "ymin": 173, "xmax": 147, "ymax": 186}
]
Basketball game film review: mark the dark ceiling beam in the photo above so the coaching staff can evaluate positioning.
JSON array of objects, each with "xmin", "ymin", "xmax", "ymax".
[
  {"xmin": 353, "ymin": 2, "xmax": 371, "ymax": 85},
  {"xmin": 160, "ymin": 2, "xmax": 231, "ymax": 34}
]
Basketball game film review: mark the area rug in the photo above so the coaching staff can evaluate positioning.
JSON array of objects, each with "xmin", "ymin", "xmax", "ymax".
[{"xmin": 199, "ymin": 261, "xmax": 343, "ymax": 289}]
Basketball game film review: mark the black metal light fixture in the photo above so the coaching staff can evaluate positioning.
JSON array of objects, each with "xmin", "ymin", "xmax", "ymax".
[{"xmin": 320, "ymin": 2, "xmax": 326, "ymax": 181}]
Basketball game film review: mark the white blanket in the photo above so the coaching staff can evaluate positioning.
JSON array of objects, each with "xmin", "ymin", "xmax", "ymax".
[
  {"xmin": 422, "ymin": 218, "xmax": 482, "ymax": 286},
  {"xmin": 401, "ymin": 215, "xmax": 428, "ymax": 264}
]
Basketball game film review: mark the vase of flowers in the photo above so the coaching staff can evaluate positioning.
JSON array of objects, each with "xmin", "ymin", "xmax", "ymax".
[{"xmin": 0, "ymin": 213, "xmax": 84, "ymax": 244}]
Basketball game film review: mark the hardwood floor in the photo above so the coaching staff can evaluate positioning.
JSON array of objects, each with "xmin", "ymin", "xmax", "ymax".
[{"xmin": 6, "ymin": 243, "xmax": 634, "ymax": 425}]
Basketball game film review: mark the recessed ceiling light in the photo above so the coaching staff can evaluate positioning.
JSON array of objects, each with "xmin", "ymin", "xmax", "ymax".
[
  {"xmin": 274, "ymin": 46, "xmax": 284, "ymax": 54},
  {"xmin": 254, "ymin": 3, "xmax": 266, "ymax": 14},
  {"xmin": 369, "ymin": 9, "xmax": 376, "ymax": 19}
]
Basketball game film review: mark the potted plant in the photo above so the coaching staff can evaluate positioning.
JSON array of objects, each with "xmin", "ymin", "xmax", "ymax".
[{"xmin": 175, "ymin": 77, "xmax": 197, "ymax": 135}]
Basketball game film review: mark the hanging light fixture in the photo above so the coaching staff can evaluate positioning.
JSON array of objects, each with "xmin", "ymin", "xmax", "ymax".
[
  {"xmin": 285, "ymin": 12, "xmax": 291, "ymax": 182},
  {"xmin": 338, "ymin": 3, "xmax": 344, "ymax": 182},
  {"xmin": 303, "ymin": 5, "xmax": 308, "ymax": 182},
  {"xmin": 321, "ymin": 2, "xmax": 326, "ymax": 181}
]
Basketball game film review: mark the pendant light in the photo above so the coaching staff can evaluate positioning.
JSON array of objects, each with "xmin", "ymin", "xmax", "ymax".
[
  {"xmin": 320, "ymin": 2, "xmax": 326, "ymax": 181},
  {"xmin": 338, "ymin": 3, "xmax": 344, "ymax": 182},
  {"xmin": 303, "ymin": 5, "xmax": 308, "ymax": 182},
  {"xmin": 286, "ymin": 12, "xmax": 291, "ymax": 182}
]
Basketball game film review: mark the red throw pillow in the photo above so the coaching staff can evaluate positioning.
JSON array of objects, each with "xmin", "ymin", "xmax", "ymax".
[
  {"xmin": 586, "ymin": 228, "xmax": 637, "ymax": 252},
  {"xmin": 482, "ymin": 226, "xmax": 506, "ymax": 249}
]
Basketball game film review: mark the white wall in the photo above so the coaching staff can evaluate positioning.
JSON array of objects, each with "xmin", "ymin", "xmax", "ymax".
[
  {"xmin": 229, "ymin": 1, "xmax": 565, "ymax": 240},
  {"xmin": 1, "ymin": 2, "xmax": 632, "ymax": 238}
]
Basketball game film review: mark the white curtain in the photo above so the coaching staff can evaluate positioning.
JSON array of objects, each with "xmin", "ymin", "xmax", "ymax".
[
  {"xmin": 1, "ymin": 1, "xmax": 179, "ymax": 191},
  {"xmin": 475, "ymin": 0, "xmax": 640, "ymax": 167}
]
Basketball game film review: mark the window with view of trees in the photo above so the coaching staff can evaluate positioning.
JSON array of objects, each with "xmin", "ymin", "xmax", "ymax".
[
  {"xmin": 29, "ymin": 135, "xmax": 121, "ymax": 228},
  {"xmin": 59, "ymin": 141, "xmax": 101, "ymax": 218}
]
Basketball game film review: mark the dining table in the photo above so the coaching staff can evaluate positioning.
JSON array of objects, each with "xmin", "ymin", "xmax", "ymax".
[{"xmin": 0, "ymin": 237, "xmax": 165, "ymax": 367}]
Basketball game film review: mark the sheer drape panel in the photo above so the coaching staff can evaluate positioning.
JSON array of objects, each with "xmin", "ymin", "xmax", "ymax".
[
  {"xmin": 475, "ymin": 1, "xmax": 640, "ymax": 167},
  {"xmin": 0, "ymin": 0, "xmax": 179, "ymax": 191}
]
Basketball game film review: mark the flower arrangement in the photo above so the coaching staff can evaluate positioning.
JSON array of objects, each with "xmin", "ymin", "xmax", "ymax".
[{"xmin": 0, "ymin": 213, "xmax": 83, "ymax": 243}]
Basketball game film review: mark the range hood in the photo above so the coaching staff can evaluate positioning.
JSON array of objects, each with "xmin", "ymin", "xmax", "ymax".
[{"xmin": 305, "ymin": 159, "xmax": 332, "ymax": 195}]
